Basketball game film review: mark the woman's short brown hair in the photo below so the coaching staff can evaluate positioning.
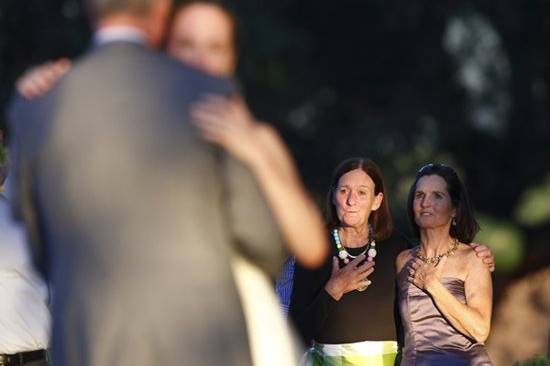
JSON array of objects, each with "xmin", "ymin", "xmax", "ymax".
[{"xmin": 325, "ymin": 157, "xmax": 393, "ymax": 240}]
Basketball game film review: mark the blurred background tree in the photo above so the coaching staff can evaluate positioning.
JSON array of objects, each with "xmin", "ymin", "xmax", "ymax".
[{"xmin": 1, "ymin": 0, "xmax": 549, "ymax": 363}]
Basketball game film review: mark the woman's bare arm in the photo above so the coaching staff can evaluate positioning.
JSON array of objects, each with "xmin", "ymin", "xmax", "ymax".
[
  {"xmin": 410, "ymin": 249, "xmax": 492, "ymax": 343},
  {"xmin": 192, "ymin": 96, "xmax": 328, "ymax": 268}
]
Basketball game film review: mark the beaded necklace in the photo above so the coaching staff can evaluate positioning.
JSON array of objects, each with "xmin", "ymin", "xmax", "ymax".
[{"xmin": 332, "ymin": 228, "xmax": 377, "ymax": 265}]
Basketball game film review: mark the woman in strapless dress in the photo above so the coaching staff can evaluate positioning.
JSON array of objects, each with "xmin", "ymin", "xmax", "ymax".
[{"xmin": 395, "ymin": 163, "xmax": 493, "ymax": 366}]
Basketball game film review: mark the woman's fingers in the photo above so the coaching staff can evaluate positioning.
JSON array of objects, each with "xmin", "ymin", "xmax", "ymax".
[
  {"xmin": 192, "ymin": 108, "xmax": 227, "ymax": 130},
  {"xmin": 191, "ymin": 115, "xmax": 226, "ymax": 141},
  {"xmin": 331, "ymin": 256, "xmax": 339, "ymax": 275},
  {"xmin": 411, "ymin": 259, "xmax": 422, "ymax": 270},
  {"xmin": 345, "ymin": 261, "xmax": 375, "ymax": 292},
  {"xmin": 347, "ymin": 254, "xmax": 366, "ymax": 267},
  {"xmin": 192, "ymin": 101, "xmax": 226, "ymax": 122},
  {"xmin": 407, "ymin": 262, "xmax": 420, "ymax": 285},
  {"xmin": 355, "ymin": 279, "xmax": 372, "ymax": 291},
  {"xmin": 473, "ymin": 244, "xmax": 496, "ymax": 272},
  {"xmin": 192, "ymin": 95, "xmax": 230, "ymax": 120},
  {"xmin": 353, "ymin": 264, "xmax": 374, "ymax": 290},
  {"xmin": 354, "ymin": 260, "xmax": 375, "ymax": 276},
  {"xmin": 192, "ymin": 103, "xmax": 233, "ymax": 138},
  {"xmin": 228, "ymin": 96, "xmax": 254, "ymax": 126},
  {"xmin": 192, "ymin": 97, "xmax": 250, "ymax": 135},
  {"xmin": 17, "ymin": 58, "xmax": 71, "ymax": 99},
  {"xmin": 361, "ymin": 266, "xmax": 375, "ymax": 280},
  {"xmin": 408, "ymin": 266, "xmax": 420, "ymax": 285},
  {"xmin": 200, "ymin": 94, "xmax": 229, "ymax": 109},
  {"xmin": 406, "ymin": 262, "xmax": 417, "ymax": 276}
]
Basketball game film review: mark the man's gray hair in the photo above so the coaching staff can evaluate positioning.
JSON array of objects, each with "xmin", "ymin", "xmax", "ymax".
[{"xmin": 85, "ymin": 0, "xmax": 156, "ymax": 20}]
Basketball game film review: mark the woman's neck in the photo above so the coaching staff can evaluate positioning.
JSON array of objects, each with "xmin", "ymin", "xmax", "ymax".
[
  {"xmin": 419, "ymin": 227, "xmax": 453, "ymax": 257},
  {"xmin": 338, "ymin": 226, "xmax": 369, "ymax": 248}
]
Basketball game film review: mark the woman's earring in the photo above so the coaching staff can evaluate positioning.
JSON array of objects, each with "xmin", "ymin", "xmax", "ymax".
[{"xmin": 452, "ymin": 217, "xmax": 457, "ymax": 226}]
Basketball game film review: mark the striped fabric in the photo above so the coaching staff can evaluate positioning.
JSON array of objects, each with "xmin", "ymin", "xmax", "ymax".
[
  {"xmin": 275, "ymin": 256, "xmax": 296, "ymax": 316},
  {"xmin": 302, "ymin": 340, "xmax": 398, "ymax": 366}
]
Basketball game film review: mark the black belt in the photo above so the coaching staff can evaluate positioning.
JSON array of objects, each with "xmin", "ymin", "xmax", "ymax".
[{"xmin": 0, "ymin": 350, "xmax": 47, "ymax": 366}]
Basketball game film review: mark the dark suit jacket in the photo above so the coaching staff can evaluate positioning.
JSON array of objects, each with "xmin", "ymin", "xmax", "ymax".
[{"xmin": 9, "ymin": 40, "xmax": 285, "ymax": 366}]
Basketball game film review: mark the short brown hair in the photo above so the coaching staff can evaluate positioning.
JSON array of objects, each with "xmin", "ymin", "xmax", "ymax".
[{"xmin": 325, "ymin": 157, "xmax": 393, "ymax": 240}]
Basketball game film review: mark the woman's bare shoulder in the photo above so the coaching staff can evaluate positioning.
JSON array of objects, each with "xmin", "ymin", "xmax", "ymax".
[
  {"xmin": 395, "ymin": 248, "xmax": 414, "ymax": 273},
  {"xmin": 456, "ymin": 242, "xmax": 489, "ymax": 273},
  {"xmin": 456, "ymin": 242, "xmax": 479, "ymax": 260}
]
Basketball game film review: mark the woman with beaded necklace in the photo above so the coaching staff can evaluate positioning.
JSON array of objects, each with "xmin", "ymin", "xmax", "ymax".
[
  {"xmin": 395, "ymin": 163, "xmax": 493, "ymax": 365},
  {"xmin": 289, "ymin": 157, "xmax": 401, "ymax": 365}
]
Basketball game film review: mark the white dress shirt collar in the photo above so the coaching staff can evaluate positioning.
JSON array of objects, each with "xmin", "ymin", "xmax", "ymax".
[{"xmin": 93, "ymin": 26, "xmax": 148, "ymax": 46}]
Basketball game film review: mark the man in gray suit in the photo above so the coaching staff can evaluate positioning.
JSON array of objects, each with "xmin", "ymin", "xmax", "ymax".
[{"xmin": 9, "ymin": 0, "xmax": 285, "ymax": 364}]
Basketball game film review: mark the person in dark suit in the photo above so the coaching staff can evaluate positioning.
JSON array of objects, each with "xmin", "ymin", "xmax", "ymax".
[{"xmin": 8, "ymin": 0, "xmax": 289, "ymax": 365}]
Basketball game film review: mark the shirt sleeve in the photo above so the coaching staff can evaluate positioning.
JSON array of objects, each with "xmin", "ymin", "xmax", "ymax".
[
  {"xmin": 289, "ymin": 256, "xmax": 338, "ymax": 345},
  {"xmin": 275, "ymin": 256, "xmax": 296, "ymax": 316}
]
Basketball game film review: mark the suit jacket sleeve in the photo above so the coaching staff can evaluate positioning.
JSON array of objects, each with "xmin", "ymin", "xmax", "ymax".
[
  {"xmin": 222, "ymin": 153, "xmax": 286, "ymax": 278},
  {"xmin": 8, "ymin": 94, "xmax": 49, "ymax": 278}
]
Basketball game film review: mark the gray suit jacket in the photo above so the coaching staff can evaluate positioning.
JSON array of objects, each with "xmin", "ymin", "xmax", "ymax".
[{"xmin": 10, "ymin": 41, "xmax": 285, "ymax": 366}]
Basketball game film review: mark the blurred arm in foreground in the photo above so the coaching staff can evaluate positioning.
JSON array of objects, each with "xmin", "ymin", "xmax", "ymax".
[{"xmin": 192, "ymin": 95, "xmax": 328, "ymax": 268}]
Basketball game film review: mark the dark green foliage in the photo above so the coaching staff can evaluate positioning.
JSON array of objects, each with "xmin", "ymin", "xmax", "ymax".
[{"xmin": 514, "ymin": 355, "xmax": 550, "ymax": 366}]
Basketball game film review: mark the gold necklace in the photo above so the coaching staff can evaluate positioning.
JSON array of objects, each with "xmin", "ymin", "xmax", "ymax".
[{"xmin": 416, "ymin": 238, "xmax": 458, "ymax": 266}]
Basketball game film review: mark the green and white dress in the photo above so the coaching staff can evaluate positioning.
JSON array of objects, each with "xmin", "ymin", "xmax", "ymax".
[{"xmin": 289, "ymin": 231, "xmax": 410, "ymax": 366}]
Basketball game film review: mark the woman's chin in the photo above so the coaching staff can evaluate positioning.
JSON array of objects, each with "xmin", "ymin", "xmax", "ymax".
[
  {"xmin": 416, "ymin": 220, "xmax": 450, "ymax": 231},
  {"xmin": 340, "ymin": 219, "xmax": 365, "ymax": 229}
]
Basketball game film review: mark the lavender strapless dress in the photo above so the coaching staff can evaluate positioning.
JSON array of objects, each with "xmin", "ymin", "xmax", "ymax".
[{"xmin": 397, "ymin": 271, "xmax": 492, "ymax": 365}]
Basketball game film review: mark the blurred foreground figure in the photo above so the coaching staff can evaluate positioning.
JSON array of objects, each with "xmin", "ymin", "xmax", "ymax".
[
  {"xmin": 16, "ymin": 2, "xmax": 327, "ymax": 365},
  {"xmin": 167, "ymin": 0, "xmax": 325, "ymax": 271},
  {"xmin": 0, "ymin": 169, "xmax": 50, "ymax": 366},
  {"xmin": 168, "ymin": 3, "xmax": 326, "ymax": 364},
  {"xmin": 9, "ymin": 0, "xmax": 291, "ymax": 364},
  {"xmin": 16, "ymin": 1, "xmax": 327, "ymax": 268}
]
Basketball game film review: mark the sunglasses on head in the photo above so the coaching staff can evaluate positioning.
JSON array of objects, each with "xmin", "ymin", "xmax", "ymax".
[{"xmin": 417, "ymin": 163, "xmax": 452, "ymax": 174}]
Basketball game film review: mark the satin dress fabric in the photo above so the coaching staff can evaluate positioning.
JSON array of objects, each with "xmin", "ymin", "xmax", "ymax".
[{"xmin": 397, "ymin": 271, "xmax": 492, "ymax": 365}]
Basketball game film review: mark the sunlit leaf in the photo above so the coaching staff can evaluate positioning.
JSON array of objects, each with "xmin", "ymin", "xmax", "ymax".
[
  {"xmin": 515, "ymin": 175, "xmax": 550, "ymax": 226},
  {"xmin": 476, "ymin": 215, "xmax": 525, "ymax": 273}
]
